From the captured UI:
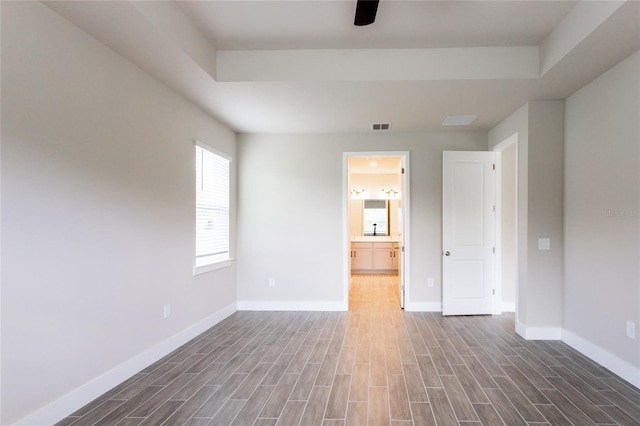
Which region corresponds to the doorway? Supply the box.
[493,134,518,316]
[442,151,496,315]
[343,152,410,310]
[440,144,517,316]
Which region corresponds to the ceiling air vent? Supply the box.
[442,115,478,126]
[372,123,391,131]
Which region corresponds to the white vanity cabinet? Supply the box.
[351,242,374,271]
[373,243,394,270]
[350,241,399,273]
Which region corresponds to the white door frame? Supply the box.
[492,133,519,316]
[343,151,411,309]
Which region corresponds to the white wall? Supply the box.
[489,100,565,337]
[236,132,487,311]
[564,51,640,374]
[1,3,237,424]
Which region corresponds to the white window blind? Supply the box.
[195,142,230,269]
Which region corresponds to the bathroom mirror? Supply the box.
[363,199,389,236]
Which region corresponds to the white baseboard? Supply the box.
[515,320,562,340]
[404,302,442,312]
[514,322,639,387]
[15,303,238,426]
[562,329,640,389]
[237,300,347,311]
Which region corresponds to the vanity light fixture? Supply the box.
[351,188,365,198]
[382,188,400,198]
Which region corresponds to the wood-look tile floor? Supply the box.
[58,274,640,425]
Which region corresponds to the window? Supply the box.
[363,199,389,236]
[194,140,231,274]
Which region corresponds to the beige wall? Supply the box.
[489,104,530,325]
[501,143,517,309]
[527,101,565,330]
[237,132,487,311]
[489,52,640,385]
[1,3,237,423]
[489,100,565,335]
[564,50,639,372]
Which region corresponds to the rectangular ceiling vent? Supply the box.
[442,115,478,126]
[372,123,391,131]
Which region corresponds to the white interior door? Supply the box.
[442,151,495,315]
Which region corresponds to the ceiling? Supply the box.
[349,156,402,175]
[175,1,577,50]
[45,0,640,134]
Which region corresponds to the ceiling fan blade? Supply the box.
[354,0,379,26]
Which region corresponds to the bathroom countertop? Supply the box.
[350,236,401,242]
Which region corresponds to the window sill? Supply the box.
[193,258,234,276]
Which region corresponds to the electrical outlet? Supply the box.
[163,304,171,319]
[427,278,434,287]
[268,277,276,287]
[626,320,636,339]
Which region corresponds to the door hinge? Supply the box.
[401,167,405,174]
[493,205,496,212]
[401,246,405,252]
[492,247,495,253]
[492,163,496,170]
[492,289,495,295]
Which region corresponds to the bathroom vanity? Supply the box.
[350,237,400,274]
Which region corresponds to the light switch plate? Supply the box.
[538,238,551,250]
[627,321,636,339]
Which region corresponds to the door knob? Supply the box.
[445,251,451,256]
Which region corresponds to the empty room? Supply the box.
[1,1,639,425]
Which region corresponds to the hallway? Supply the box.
[349,274,401,312]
